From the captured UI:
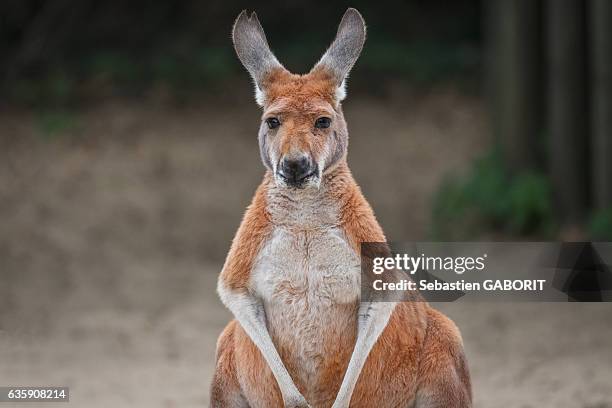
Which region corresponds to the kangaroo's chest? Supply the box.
[252,226,361,304]
[251,226,361,398]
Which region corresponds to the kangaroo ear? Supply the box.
[312,8,366,100]
[232,11,284,105]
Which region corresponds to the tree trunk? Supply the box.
[485,0,542,171]
[547,0,589,225]
[590,0,612,210]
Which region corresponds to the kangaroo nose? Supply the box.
[279,156,312,184]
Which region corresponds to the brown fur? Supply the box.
[220,179,272,292]
[263,68,337,106]
[210,321,246,406]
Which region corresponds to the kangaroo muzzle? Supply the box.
[277,155,318,188]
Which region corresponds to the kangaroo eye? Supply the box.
[266,117,281,129]
[315,117,331,129]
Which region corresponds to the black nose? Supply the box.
[279,156,312,184]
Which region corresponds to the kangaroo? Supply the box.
[211,8,472,408]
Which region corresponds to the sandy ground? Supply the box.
[1,88,611,407]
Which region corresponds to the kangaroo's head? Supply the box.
[232,8,366,189]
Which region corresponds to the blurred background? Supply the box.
[1,0,611,407]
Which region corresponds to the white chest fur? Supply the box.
[252,181,362,307]
[250,223,361,386]
[251,226,361,305]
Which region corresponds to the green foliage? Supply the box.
[36,110,80,140]
[151,47,236,90]
[2,0,483,106]
[588,209,612,241]
[9,71,76,106]
[431,152,555,239]
[90,53,141,84]
[362,41,479,84]
[6,39,478,107]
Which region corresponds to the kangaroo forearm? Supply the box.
[217,286,305,401]
[332,300,396,408]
